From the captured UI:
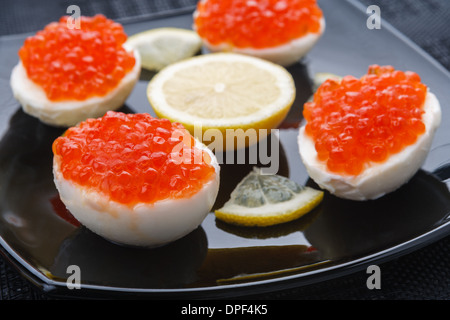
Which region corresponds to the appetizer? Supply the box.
[10,15,140,127]
[52,111,220,247]
[193,0,325,66]
[298,65,441,200]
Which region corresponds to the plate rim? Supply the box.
[2,219,450,299]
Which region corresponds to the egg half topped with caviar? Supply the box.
[10,15,140,127]
[298,65,441,201]
[193,0,325,67]
[52,111,220,247]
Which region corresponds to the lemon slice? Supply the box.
[312,72,342,90]
[125,27,202,71]
[307,72,342,102]
[215,167,324,227]
[147,52,296,150]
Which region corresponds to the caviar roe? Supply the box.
[194,0,323,49]
[303,65,427,176]
[52,111,216,206]
[18,14,135,101]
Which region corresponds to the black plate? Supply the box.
[0,0,449,299]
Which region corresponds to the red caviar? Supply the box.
[303,65,427,176]
[194,0,323,49]
[52,111,216,206]
[18,14,135,101]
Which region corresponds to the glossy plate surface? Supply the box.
[0,0,449,298]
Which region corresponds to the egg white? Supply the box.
[298,91,442,201]
[10,48,141,127]
[195,17,325,67]
[53,139,220,247]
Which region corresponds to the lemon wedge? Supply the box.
[125,27,202,71]
[146,52,296,150]
[215,167,324,227]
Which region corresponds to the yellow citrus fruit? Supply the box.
[146,53,296,150]
[125,27,202,71]
[215,167,324,227]
[312,72,342,90]
[307,72,343,102]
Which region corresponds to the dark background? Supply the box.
[1,0,450,300]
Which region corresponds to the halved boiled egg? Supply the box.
[10,15,140,127]
[298,65,441,201]
[52,111,220,247]
[193,0,325,67]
